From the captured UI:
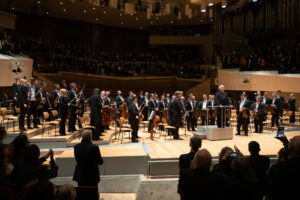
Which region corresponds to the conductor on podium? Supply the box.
[215,85,231,128]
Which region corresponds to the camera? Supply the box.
[230,152,239,157]
[277,127,284,138]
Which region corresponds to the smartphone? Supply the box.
[230,152,239,157]
[277,127,285,138]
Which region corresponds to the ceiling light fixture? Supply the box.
[222,0,227,8]
[83,10,87,13]
[63,8,66,12]
[93,7,95,10]
[37,1,41,4]
[60,2,63,5]
[136,17,138,21]
[208,0,213,6]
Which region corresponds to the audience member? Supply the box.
[179,135,202,169]
[25,179,56,200]
[73,129,103,192]
[213,146,234,176]
[56,184,76,200]
[247,141,270,199]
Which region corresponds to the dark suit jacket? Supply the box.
[67,90,78,112]
[178,168,224,200]
[89,94,102,126]
[129,103,139,126]
[184,101,194,112]
[12,82,18,98]
[138,95,145,105]
[198,100,209,110]
[215,91,230,106]
[58,96,68,118]
[116,95,123,107]
[17,86,28,108]
[288,98,296,111]
[148,99,156,113]
[127,96,133,106]
[158,101,166,111]
[179,152,195,170]
[236,100,251,115]
[173,98,184,123]
[52,90,60,105]
[73,139,104,184]
[262,97,272,106]
[251,102,265,113]
[207,100,216,110]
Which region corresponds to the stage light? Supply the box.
[93,7,96,10]
[60,2,63,5]
[222,0,227,8]
[208,0,213,6]
[96,18,99,21]
[11,7,15,10]
[201,0,206,13]
[83,10,87,13]
[136,17,138,21]
[63,8,66,12]
[37,1,41,4]
[120,13,122,16]
[170,20,173,24]
[103,10,106,14]
[252,0,258,2]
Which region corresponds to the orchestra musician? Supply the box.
[271,92,281,127]
[158,95,167,119]
[276,90,285,117]
[166,93,171,106]
[128,96,140,143]
[127,91,133,106]
[148,93,157,133]
[27,77,40,129]
[198,94,209,125]
[255,91,263,102]
[138,91,144,105]
[116,90,124,108]
[59,89,68,136]
[103,91,112,130]
[185,94,195,131]
[67,83,79,133]
[236,93,250,136]
[12,76,20,116]
[215,85,231,128]
[251,96,265,133]
[288,94,296,123]
[142,92,149,121]
[89,88,103,140]
[168,95,176,135]
[262,92,271,106]
[52,84,61,110]
[17,79,28,131]
[207,95,216,125]
[192,95,198,127]
[173,91,184,140]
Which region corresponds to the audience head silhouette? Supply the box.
[56,184,76,200]
[191,149,212,170]
[81,129,92,141]
[190,135,202,152]
[248,141,260,155]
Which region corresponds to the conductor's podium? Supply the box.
[193,125,234,141]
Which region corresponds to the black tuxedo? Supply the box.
[59,96,68,136]
[89,94,103,140]
[138,95,145,105]
[116,95,124,107]
[262,97,272,106]
[251,102,265,133]
[173,97,184,139]
[215,91,230,128]
[179,151,196,170]
[148,99,157,132]
[288,98,296,123]
[185,100,195,131]
[17,85,28,130]
[73,139,104,187]
[236,100,250,135]
[129,103,139,142]
[271,98,281,127]
[27,85,40,128]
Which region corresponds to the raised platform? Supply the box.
[194,125,234,141]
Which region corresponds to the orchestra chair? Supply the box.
[1,107,19,134]
[140,120,149,131]
[280,111,290,126]
[262,114,273,132]
[42,111,60,137]
[116,117,132,144]
[48,110,61,136]
[75,186,98,200]
[230,111,237,126]
[159,124,176,141]
[78,114,95,136]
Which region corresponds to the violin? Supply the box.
[242,108,248,119]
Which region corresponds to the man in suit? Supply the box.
[215,85,231,128]
[127,91,133,106]
[73,129,103,196]
[148,93,157,133]
[192,95,198,127]
[247,141,270,199]
[17,79,28,131]
[137,91,144,105]
[59,89,69,136]
[198,94,209,126]
[288,93,296,123]
[89,88,103,140]
[207,95,216,125]
[262,92,271,106]
[185,94,195,131]
[67,83,79,133]
[255,91,263,102]
[129,96,140,142]
[52,84,61,110]
[178,149,223,200]
[236,93,250,136]
[173,91,184,140]
[271,92,281,127]
[167,95,175,136]
[27,77,40,129]
[179,135,202,170]
[165,93,171,107]
[12,76,20,116]
[277,90,285,118]
[142,92,149,121]
[116,90,124,108]
[251,96,265,133]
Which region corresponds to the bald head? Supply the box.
[191,149,212,170]
[56,184,76,200]
[81,129,92,141]
[289,136,300,157]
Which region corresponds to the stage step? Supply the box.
[100,193,136,200]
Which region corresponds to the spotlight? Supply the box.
[208,0,213,6]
